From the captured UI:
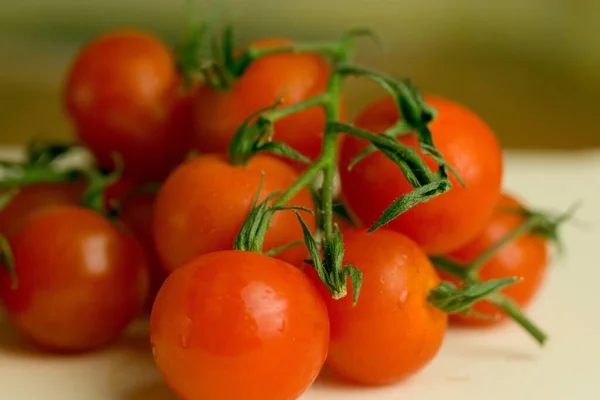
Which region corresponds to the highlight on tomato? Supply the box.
[152,153,315,273]
[339,94,503,255]
[150,250,329,400]
[0,205,149,352]
[0,182,84,238]
[63,29,194,182]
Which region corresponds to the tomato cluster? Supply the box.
[0,19,571,400]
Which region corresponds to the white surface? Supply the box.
[1,149,599,400]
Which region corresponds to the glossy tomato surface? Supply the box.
[0,206,149,352]
[153,154,315,272]
[64,29,193,181]
[0,182,85,238]
[192,38,336,167]
[307,228,447,385]
[150,250,329,400]
[340,95,503,255]
[441,193,549,325]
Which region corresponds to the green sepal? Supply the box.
[428,277,518,314]
[369,179,451,232]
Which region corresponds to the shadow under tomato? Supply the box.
[0,321,59,358]
[0,317,153,358]
[123,381,178,400]
[445,325,540,361]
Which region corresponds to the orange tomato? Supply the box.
[0,206,149,352]
[64,29,193,181]
[192,38,338,168]
[153,154,315,272]
[0,183,85,238]
[441,193,549,325]
[339,94,503,255]
[307,228,447,385]
[150,250,329,400]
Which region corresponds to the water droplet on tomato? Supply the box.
[179,333,189,349]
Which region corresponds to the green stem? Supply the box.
[319,74,343,243]
[329,122,437,184]
[264,95,327,123]
[0,167,83,189]
[489,293,548,345]
[430,256,470,281]
[273,158,326,206]
[467,216,542,276]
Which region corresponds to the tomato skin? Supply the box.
[192,38,337,168]
[440,193,549,325]
[339,95,503,255]
[153,153,315,273]
[150,250,329,400]
[64,29,193,182]
[307,228,447,385]
[119,189,166,312]
[0,206,149,352]
[0,183,85,238]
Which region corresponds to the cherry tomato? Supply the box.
[192,38,338,168]
[0,183,85,238]
[153,154,315,273]
[150,250,329,400]
[0,176,137,239]
[0,206,149,352]
[440,193,549,325]
[307,228,447,385]
[119,189,166,312]
[340,94,503,255]
[64,29,193,182]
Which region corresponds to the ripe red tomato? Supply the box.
[0,183,85,238]
[0,176,137,239]
[119,189,166,312]
[307,228,447,385]
[153,154,315,273]
[150,250,329,400]
[0,206,149,352]
[440,193,549,325]
[64,29,193,182]
[192,38,336,167]
[339,94,503,255]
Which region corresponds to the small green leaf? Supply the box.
[294,211,325,282]
[228,100,283,166]
[323,224,345,275]
[371,142,422,187]
[341,28,384,49]
[273,205,314,214]
[81,153,123,217]
[343,263,363,306]
[258,142,311,164]
[369,179,451,232]
[26,140,77,167]
[428,277,518,314]
[347,145,375,171]
[0,235,17,289]
[222,24,235,71]
[420,142,465,186]
[233,176,280,253]
[264,241,305,257]
[0,188,19,210]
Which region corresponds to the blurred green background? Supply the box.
[1,0,599,148]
